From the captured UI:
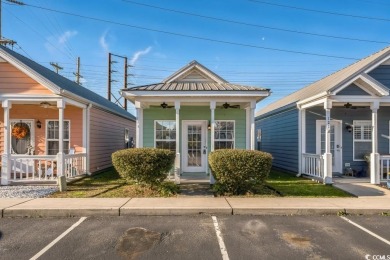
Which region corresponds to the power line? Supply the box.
[122,0,389,45]
[6,2,360,60]
[249,0,390,22]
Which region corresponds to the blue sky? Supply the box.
[3,0,390,115]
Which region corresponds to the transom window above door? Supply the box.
[46,120,70,155]
[155,120,176,151]
[214,120,235,149]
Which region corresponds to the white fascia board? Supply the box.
[0,49,61,95]
[330,96,383,102]
[332,73,389,96]
[364,54,390,74]
[122,90,269,97]
[359,73,389,96]
[299,98,328,109]
[296,91,328,108]
[0,94,60,100]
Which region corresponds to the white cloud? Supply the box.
[130,46,152,65]
[99,31,110,53]
[58,30,78,45]
[44,30,78,55]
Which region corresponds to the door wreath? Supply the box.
[12,123,30,139]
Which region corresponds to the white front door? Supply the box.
[316,120,342,173]
[182,120,207,172]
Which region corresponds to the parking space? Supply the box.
[0,218,81,260]
[0,215,389,259]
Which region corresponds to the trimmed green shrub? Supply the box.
[208,149,273,195]
[112,148,175,186]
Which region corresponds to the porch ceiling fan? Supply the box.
[218,102,240,109]
[40,101,57,109]
[160,102,174,109]
[343,102,366,109]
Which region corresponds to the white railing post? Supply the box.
[175,153,180,184]
[323,100,333,184]
[1,100,11,185]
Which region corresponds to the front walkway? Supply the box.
[333,177,390,197]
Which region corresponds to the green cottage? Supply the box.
[121,61,270,183]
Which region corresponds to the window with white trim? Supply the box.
[214,120,235,149]
[353,120,371,161]
[46,120,70,155]
[155,120,176,151]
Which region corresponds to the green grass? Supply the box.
[49,168,179,198]
[266,170,352,197]
[49,168,352,198]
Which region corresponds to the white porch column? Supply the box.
[210,101,216,184]
[250,101,256,150]
[1,100,11,185]
[57,100,66,177]
[135,101,143,148]
[298,108,306,174]
[370,101,380,184]
[323,100,333,184]
[83,104,92,175]
[175,101,180,184]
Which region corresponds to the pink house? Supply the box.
[0,46,135,185]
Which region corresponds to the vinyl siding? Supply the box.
[368,65,390,89]
[337,84,370,95]
[0,62,53,94]
[143,106,247,153]
[256,108,299,172]
[89,107,135,172]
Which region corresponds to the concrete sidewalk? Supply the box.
[1,197,390,217]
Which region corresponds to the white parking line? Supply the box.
[340,216,390,246]
[211,216,230,260]
[30,217,87,260]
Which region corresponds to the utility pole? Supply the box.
[50,62,63,74]
[0,0,24,47]
[124,57,128,110]
[73,57,82,85]
[108,52,112,101]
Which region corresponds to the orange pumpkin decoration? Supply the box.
[12,124,29,139]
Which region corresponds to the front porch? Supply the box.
[1,99,89,185]
[298,98,390,184]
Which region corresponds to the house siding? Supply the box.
[143,106,246,152]
[89,107,135,172]
[337,84,370,95]
[368,65,390,89]
[0,104,83,155]
[256,108,299,172]
[0,62,53,94]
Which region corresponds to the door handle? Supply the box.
[203,146,207,154]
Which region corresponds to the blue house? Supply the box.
[256,46,390,184]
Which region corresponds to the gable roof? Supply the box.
[163,60,227,83]
[0,46,135,121]
[256,46,390,117]
[123,60,269,92]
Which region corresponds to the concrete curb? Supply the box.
[1,197,390,217]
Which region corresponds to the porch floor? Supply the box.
[333,179,390,197]
[180,172,210,184]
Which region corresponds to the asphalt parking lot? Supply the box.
[0,215,389,260]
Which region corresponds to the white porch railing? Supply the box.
[380,155,390,181]
[10,155,58,181]
[302,153,323,178]
[9,153,87,182]
[64,153,87,178]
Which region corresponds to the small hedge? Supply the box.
[112,148,175,186]
[208,149,273,195]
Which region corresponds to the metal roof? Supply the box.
[256,46,390,117]
[0,46,135,121]
[125,82,268,91]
